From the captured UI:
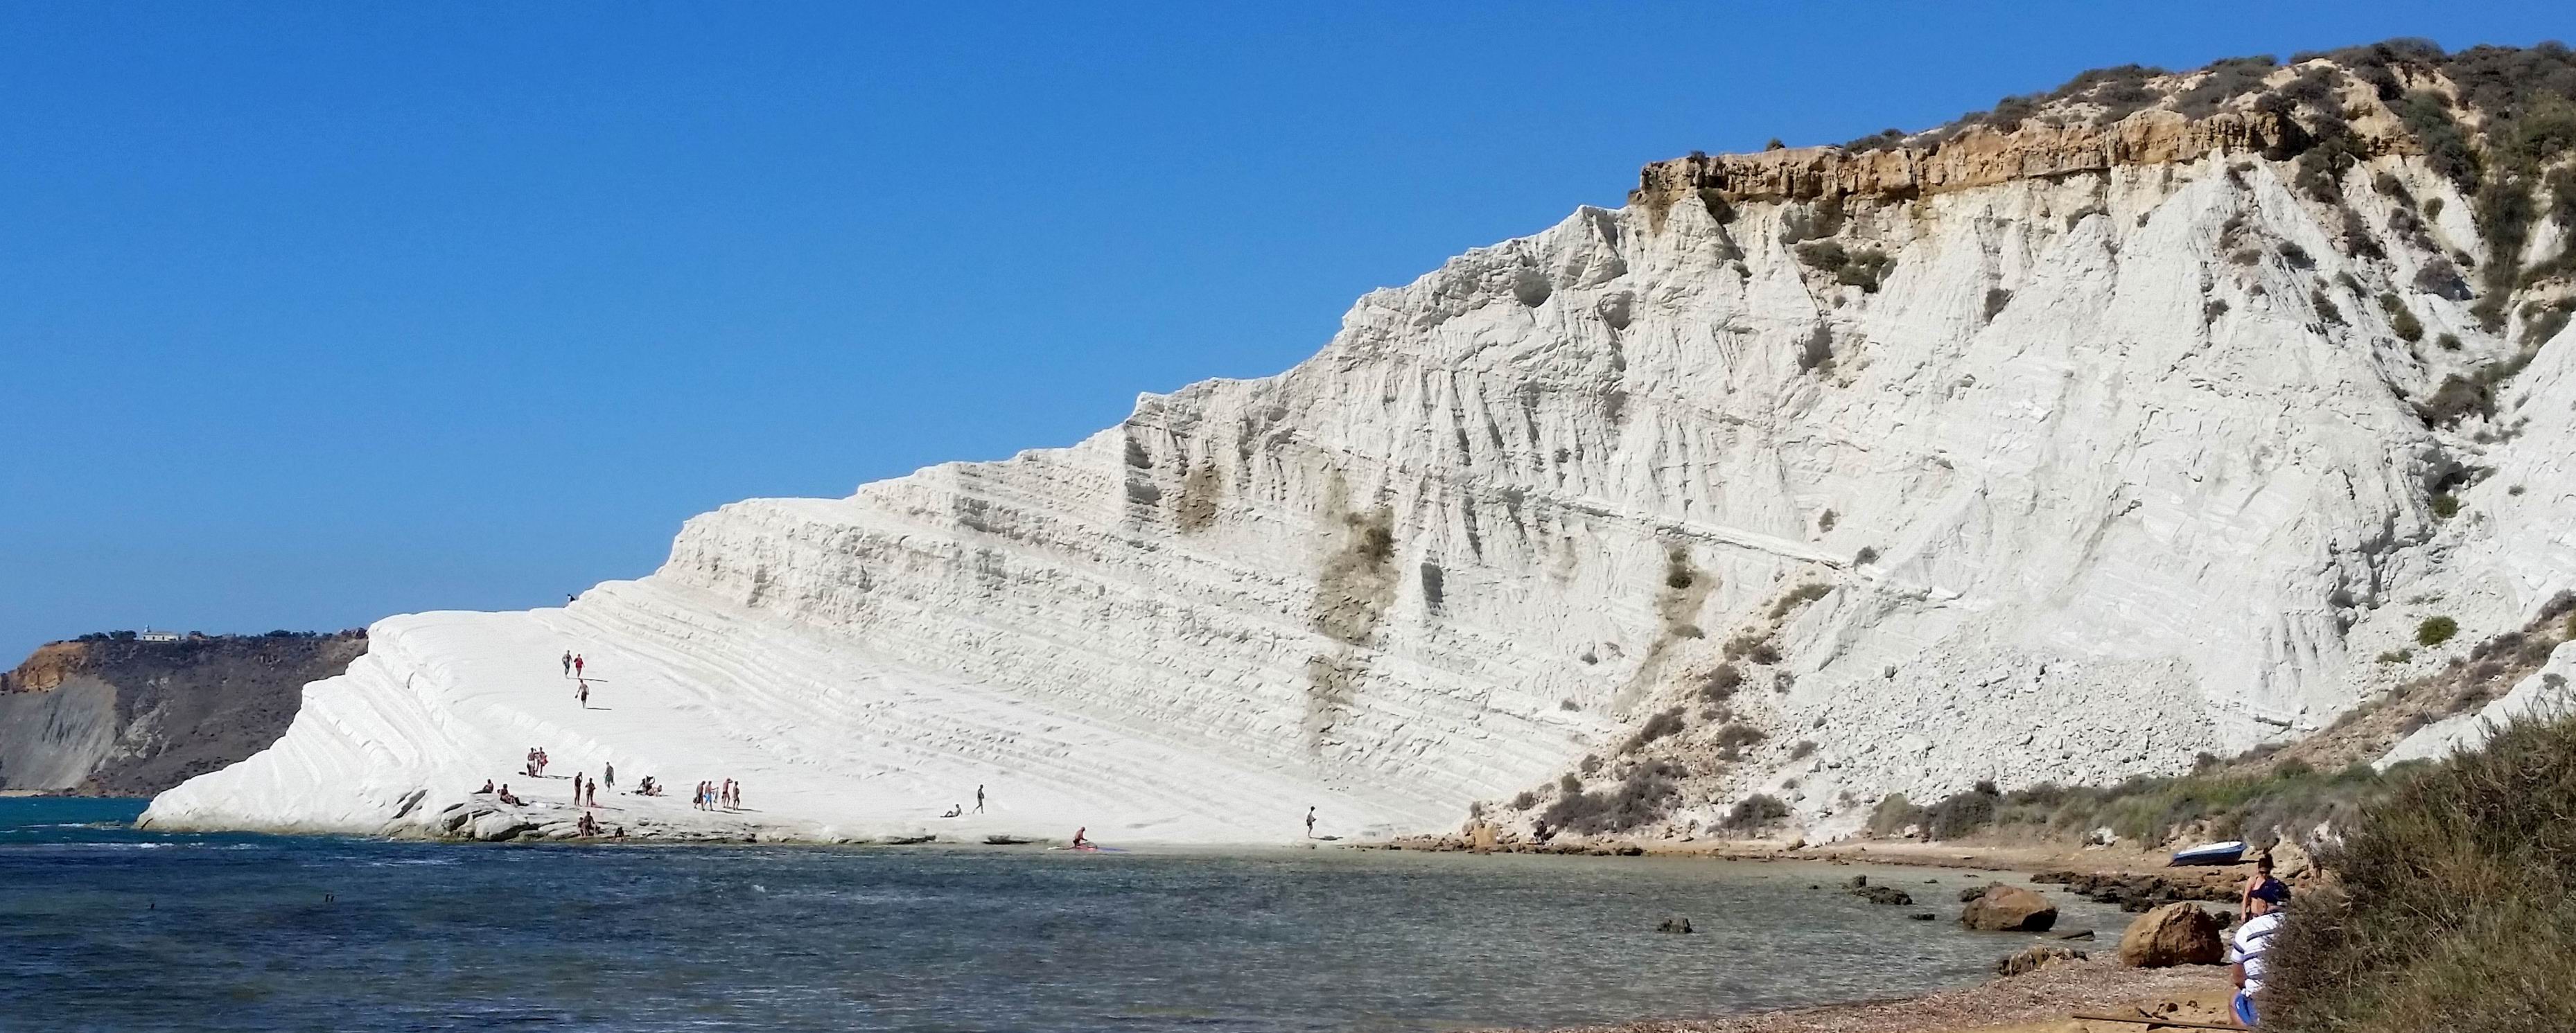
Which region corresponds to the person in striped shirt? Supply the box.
[2227,881,2288,1026]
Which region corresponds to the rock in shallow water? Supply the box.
[1961,884,2058,932]
[1850,885,1915,906]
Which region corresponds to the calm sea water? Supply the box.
[0,798,2128,1032]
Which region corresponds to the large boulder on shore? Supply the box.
[2117,902,2225,966]
[1961,883,2058,931]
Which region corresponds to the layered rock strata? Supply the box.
[146,53,2576,845]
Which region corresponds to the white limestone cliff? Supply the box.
[145,58,2576,845]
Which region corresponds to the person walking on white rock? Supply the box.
[577,680,590,709]
[975,784,985,813]
[572,772,585,805]
[561,651,572,678]
[585,778,597,809]
[1305,806,1316,838]
[603,763,615,791]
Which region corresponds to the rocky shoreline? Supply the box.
[1374,831,2285,1032]
[229,799,2271,1033]
[1506,956,2236,1033]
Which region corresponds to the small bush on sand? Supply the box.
[1925,781,2001,840]
[1541,760,1684,834]
[1868,793,1923,836]
[1724,793,1792,831]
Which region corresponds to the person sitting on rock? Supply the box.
[2227,881,2288,1027]
[498,784,523,806]
[943,804,963,818]
[477,779,494,794]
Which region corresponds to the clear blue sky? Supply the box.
[1,3,2561,657]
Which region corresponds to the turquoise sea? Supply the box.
[0,797,2128,1032]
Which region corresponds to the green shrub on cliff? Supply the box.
[1886,761,2388,847]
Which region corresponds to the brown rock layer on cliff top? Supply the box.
[1632,109,2409,206]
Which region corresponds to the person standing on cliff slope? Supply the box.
[573,653,584,679]
[561,651,572,678]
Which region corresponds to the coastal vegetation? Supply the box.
[1868,761,2389,847]
[2265,712,2576,1032]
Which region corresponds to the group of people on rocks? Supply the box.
[489,645,749,837]
[694,779,742,811]
[475,779,525,806]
